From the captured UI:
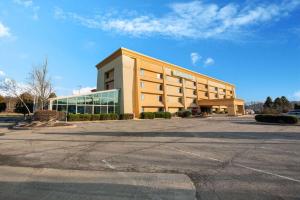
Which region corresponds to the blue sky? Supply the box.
[0,0,300,102]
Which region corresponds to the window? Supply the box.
[205,85,208,89]
[179,97,183,103]
[105,72,109,79]
[141,94,145,101]
[193,90,197,95]
[205,92,208,97]
[157,73,162,79]
[193,82,197,86]
[178,88,182,93]
[215,94,218,98]
[178,78,182,83]
[157,84,163,91]
[230,91,233,94]
[140,82,144,88]
[157,95,163,102]
[105,84,110,90]
[223,89,226,93]
[193,99,197,104]
[141,107,145,112]
[140,69,144,76]
[215,87,218,91]
[158,107,164,112]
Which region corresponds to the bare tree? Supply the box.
[0,78,31,115]
[28,58,53,111]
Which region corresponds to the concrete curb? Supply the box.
[11,124,77,130]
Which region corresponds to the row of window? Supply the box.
[140,81,199,95]
[52,105,119,114]
[140,94,197,104]
[140,69,233,94]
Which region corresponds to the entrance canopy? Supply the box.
[198,98,245,116]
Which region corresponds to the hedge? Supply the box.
[34,110,66,121]
[154,112,172,119]
[119,113,134,120]
[140,112,155,119]
[177,110,192,118]
[67,113,119,121]
[255,114,298,124]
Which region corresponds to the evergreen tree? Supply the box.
[0,95,6,112]
[280,96,292,113]
[263,96,276,114]
[273,97,283,113]
[263,96,273,108]
[15,93,34,116]
[49,92,57,98]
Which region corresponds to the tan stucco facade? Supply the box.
[96,47,245,117]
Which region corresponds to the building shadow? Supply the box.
[0,181,194,200]
[34,131,300,140]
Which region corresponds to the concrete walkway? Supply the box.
[0,166,196,200]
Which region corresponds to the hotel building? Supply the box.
[49,47,244,116]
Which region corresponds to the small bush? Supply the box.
[108,113,119,120]
[154,112,172,119]
[91,114,101,121]
[67,114,80,121]
[80,114,92,121]
[120,113,134,120]
[140,112,155,119]
[177,110,192,118]
[67,113,118,121]
[34,110,66,121]
[255,114,298,124]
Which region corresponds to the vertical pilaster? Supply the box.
[162,67,168,112]
[134,58,141,117]
[182,78,187,109]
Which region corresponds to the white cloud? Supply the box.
[0,78,29,96]
[13,0,40,20]
[190,52,201,65]
[204,57,215,66]
[54,0,300,40]
[293,91,300,100]
[72,87,95,95]
[0,70,5,76]
[0,22,10,38]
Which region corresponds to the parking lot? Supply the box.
[0,116,300,200]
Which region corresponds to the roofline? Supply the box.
[49,89,119,101]
[96,47,235,87]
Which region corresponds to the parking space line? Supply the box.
[167,146,300,183]
[235,164,300,183]
[102,159,116,169]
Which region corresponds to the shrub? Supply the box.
[120,113,134,120]
[80,114,92,121]
[67,113,119,121]
[108,113,119,120]
[34,110,66,121]
[154,112,172,119]
[67,114,80,121]
[255,114,298,124]
[100,113,119,120]
[177,110,192,118]
[140,112,155,119]
[91,114,101,121]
